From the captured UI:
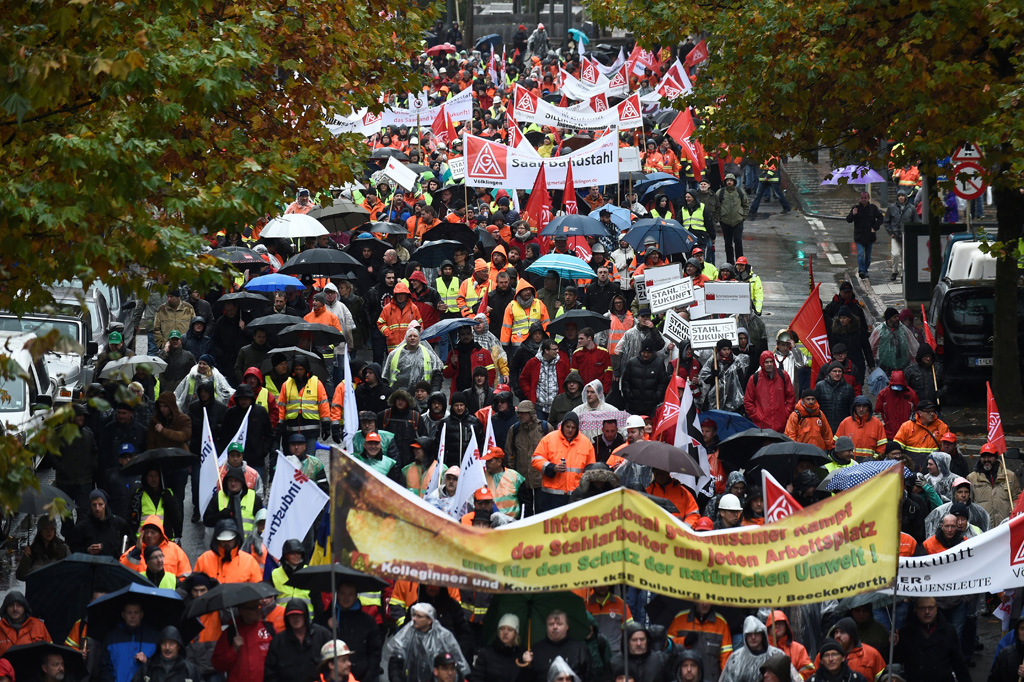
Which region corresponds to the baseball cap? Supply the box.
[444,466,461,478]
[288,433,306,444]
[434,653,458,668]
[108,331,123,344]
[474,487,494,501]
[228,442,244,453]
[941,433,958,444]
[482,447,504,461]
[365,432,382,443]
[119,443,136,456]
[168,330,183,340]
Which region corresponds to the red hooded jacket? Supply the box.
[743,351,796,433]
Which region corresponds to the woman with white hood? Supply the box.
[925,451,956,502]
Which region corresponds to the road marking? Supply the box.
[818,241,846,265]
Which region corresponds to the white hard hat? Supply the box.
[625,415,646,430]
[718,493,743,511]
[320,640,353,664]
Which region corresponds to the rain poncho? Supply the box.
[173,365,233,410]
[870,323,919,373]
[547,656,582,682]
[720,616,802,682]
[698,352,750,413]
[706,471,747,522]
[926,451,956,502]
[924,478,990,536]
[571,379,620,440]
[383,341,444,393]
[385,603,469,682]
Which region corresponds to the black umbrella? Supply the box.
[4,643,88,682]
[345,235,390,261]
[618,440,703,478]
[248,313,307,336]
[474,33,502,51]
[278,248,362,278]
[540,214,608,238]
[212,291,271,316]
[652,109,678,129]
[411,240,466,268]
[309,201,371,232]
[368,221,409,237]
[421,222,477,250]
[18,483,73,515]
[525,130,547,145]
[406,163,431,176]
[287,564,390,594]
[278,322,345,347]
[545,310,611,336]
[482,593,589,647]
[370,147,409,161]
[430,185,464,207]
[120,447,196,476]
[25,553,154,644]
[259,346,329,384]
[717,428,792,469]
[183,582,279,618]
[210,246,272,270]
[743,441,830,488]
[476,228,498,250]
[87,583,184,641]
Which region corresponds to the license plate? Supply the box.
[973,357,993,367]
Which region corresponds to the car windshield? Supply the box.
[0,316,82,343]
[947,290,1024,334]
[0,372,27,413]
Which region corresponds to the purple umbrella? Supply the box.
[820,165,886,185]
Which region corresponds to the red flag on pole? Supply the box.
[523,165,552,233]
[653,377,681,442]
[677,137,704,182]
[684,40,709,68]
[563,160,578,215]
[987,381,1007,454]
[666,108,696,144]
[478,286,489,320]
[790,283,831,388]
[763,470,802,522]
[920,304,937,350]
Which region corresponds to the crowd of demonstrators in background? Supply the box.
[3,18,1013,682]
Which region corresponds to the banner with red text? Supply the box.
[332,449,901,605]
[463,132,619,189]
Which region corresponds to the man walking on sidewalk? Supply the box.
[847,192,884,279]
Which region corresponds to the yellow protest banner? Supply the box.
[331,450,902,606]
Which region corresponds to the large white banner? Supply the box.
[463,132,618,189]
[262,453,330,558]
[896,515,1024,596]
[560,68,629,100]
[513,86,642,130]
[327,89,474,137]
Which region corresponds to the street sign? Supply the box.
[952,161,986,201]
[951,143,983,163]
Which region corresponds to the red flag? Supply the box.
[478,286,489,320]
[987,381,1007,454]
[563,160,578,215]
[523,165,552,232]
[666,108,696,144]
[790,283,831,388]
[558,93,568,108]
[763,470,802,522]
[920,303,937,350]
[677,137,704,182]
[684,40,709,68]
[653,377,681,442]
[431,104,456,147]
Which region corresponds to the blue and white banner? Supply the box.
[263,453,330,558]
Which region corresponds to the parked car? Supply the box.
[56,278,138,348]
[0,313,97,403]
[0,331,59,445]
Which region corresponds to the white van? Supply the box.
[0,331,57,443]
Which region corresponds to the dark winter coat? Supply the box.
[160,347,197,394]
[470,640,528,682]
[356,363,394,414]
[312,603,383,682]
[217,401,274,468]
[210,313,250,385]
[68,509,134,560]
[182,317,212,363]
[510,323,547,400]
[903,347,946,405]
[829,316,873,376]
[377,392,428,467]
[846,201,883,244]
[263,606,333,682]
[894,610,970,682]
[55,424,98,487]
[989,620,1024,682]
[620,355,671,416]
[440,410,484,467]
[98,419,147,471]
[130,652,200,682]
[187,388,226,455]
[814,375,855,438]
[530,637,592,682]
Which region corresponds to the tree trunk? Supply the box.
[992,181,1024,423]
[927,174,942,291]
[464,0,473,53]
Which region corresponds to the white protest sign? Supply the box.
[637,263,681,303]
[687,286,709,320]
[619,147,641,173]
[662,310,690,344]
[448,156,465,180]
[704,281,752,315]
[383,157,418,191]
[647,277,696,313]
[262,452,330,558]
[688,318,738,349]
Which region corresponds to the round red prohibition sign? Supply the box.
[952,161,986,201]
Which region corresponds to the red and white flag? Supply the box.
[588,92,609,112]
[987,381,1007,454]
[653,378,681,442]
[431,104,457,147]
[523,164,553,232]
[790,284,831,387]
[684,40,709,68]
[763,469,802,523]
[562,159,578,215]
[666,108,697,145]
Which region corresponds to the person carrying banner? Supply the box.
[967,442,1020,527]
[480,446,528,520]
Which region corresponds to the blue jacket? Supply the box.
[100,622,159,682]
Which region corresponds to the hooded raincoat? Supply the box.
[386,604,470,682]
[720,616,801,682]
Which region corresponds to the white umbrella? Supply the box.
[98,354,168,380]
[260,214,328,239]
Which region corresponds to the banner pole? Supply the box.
[714,354,720,410]
[1001,453,1015,511]
[931,365,940,408]
[888,462,904,669]
[331,557,339,682]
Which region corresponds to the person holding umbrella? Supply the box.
[211,599,273,681]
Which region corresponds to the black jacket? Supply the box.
[486,286,516,338]
[210,313,250,385]
[814,376,855,435]
[98,418,148,472]
[583,279,617,316]
[828,316,874,376]
[377,402,428,467]
[620,356,671,416]
[356,363,393,414]
[894,610,970,682]
[264,619,334,682]
[990,623,1024,682]
[845,202,884,244]
[471,641,528,682]
[54,425,97,487]
[530,638,592,682]
[901,492,929,544]
[440,412,484,468]
[218,402,274,468]
[130,654,200,682]
[510,324,546,400]
[188,394,227,455]
[312,604,383,682]
[67,511,134,559]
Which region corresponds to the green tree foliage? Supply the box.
[590,0,1024,412]
[0,0,436,510]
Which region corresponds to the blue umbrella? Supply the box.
[475,34,502,51]
[422,317,478,360]
[600,204,633,232]
[568,28,590,45]
[540,214,609,237]
[701,411,757,441]
[640,179,688,202]
[525,254,596,281]
[87,583,184,641]
[624,217,699,255]
[820,460,901,492]
[244,273,305,292]
[820,165,886,185]
[633,172,678,196]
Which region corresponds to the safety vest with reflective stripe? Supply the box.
[149,571,178,590]
[680,204,706,234]
[255,387,269,412]
[436,277,460,310]
[607,312,633,354]
[265,375,280,395]
[216,488,256,533]
[355,452,398,477]
[503,301,548,344]
[140,494,165,528]
[457,279,488,316]
[283,376,323,422]
[486,468,524,518]
[272,565,313,614]
[388,344,432,381]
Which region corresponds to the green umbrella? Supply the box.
[482,591,589,647]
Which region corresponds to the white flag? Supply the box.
[218,406,252,466]
[198,408,222,516]
[262,452,330,558]
[425,423,447,498]
[578,37,585,56]
[480,409,496,452]
[342,344,359,452]
[449,436,486,519]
